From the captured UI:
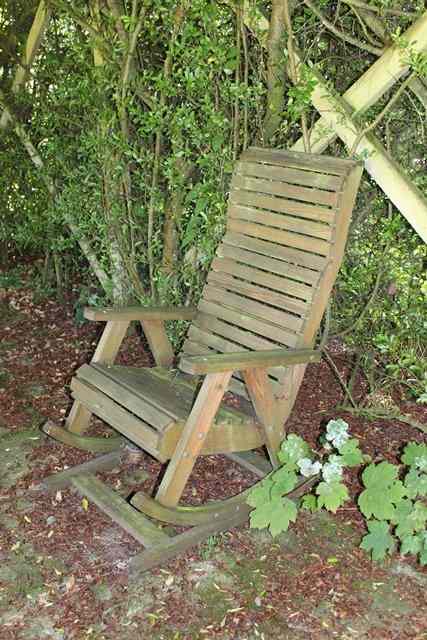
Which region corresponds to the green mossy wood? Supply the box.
[41,148,363,571]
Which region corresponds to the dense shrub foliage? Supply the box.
[0,0,426,394]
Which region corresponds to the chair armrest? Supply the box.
[84,306,197,322]
[179,348,321,375]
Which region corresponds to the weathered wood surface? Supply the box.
[44,148,362,569]
[180,348,320,375]
[42,420,123,453]
[72,474,169,547]
[84,306,196,321]
[42,451,124,489]
[156,371,233,507]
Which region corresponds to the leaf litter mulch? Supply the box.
[0,267,426,640]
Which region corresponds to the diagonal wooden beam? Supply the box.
[292,11,427,153]
[241,3,427,243]
[301,65,427,243]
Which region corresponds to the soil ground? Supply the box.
[0,263,426,640]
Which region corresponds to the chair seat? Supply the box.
[70,364,262,462]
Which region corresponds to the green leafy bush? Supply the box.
[248,419,427,565]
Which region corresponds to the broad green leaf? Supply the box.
[249,497,282,530]
[246,478,273,508]
[362,462,398,489]
[301,494,318,512]
[404,469,427,498]
[316,481,349,513]
[249,497,297,537]
[420,548,427,566]
[339,439,364,467]
[391,498,413,527]
[269,498,298,537]
[270,469,298,498]
[358,488,396,521]
[389,480,407,504]
[410,501,427,532]
[278,434,311,466]
[400,534,422,556]
[360,520,395,561]
[402,442,427,470]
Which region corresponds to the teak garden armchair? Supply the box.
[42,147,363,572]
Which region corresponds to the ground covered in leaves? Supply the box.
[0,263,426,639]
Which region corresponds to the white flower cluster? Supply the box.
[326,419,350,450]
[322,455,343,484]
[297,458,322,478]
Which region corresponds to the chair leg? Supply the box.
[65,400,93,434]
[156,371,232,507]
[243,368,282,468]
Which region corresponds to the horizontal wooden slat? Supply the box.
[180,340,251,398]
[209,258,313,316]
[72,474,169,547]
[208,270,308,316]
[180,348,320,375]
[228,219,330,257]
[241,147,356,175]
[181,339,277,398]
[93,364,248,426]
[92,365,192,421]
[230,189,336,224]
[229,204,333,241]
[78,364,172,431]
[187,326,286,382]
[203,284,303,334]
[197,299,298,347]
[217,244,320,285]
[84,306,197,322]
[237,161,343,191]
[195,313,279,351]
[71,378,162,459]
[223,232,327,271]
[232,175,338,207]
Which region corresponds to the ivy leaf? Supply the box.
[269,498,298,537]
[400,533,423,556]
[301,494,318,512]
[339,439,364,467]
[360,520,395,561]
[402,442,427,470]
[278,434,311,466]
[316,481,349,513]
[246,478,273,508]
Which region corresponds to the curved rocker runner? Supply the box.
[41,147,363,572]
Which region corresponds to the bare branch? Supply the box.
[302,0,384,56]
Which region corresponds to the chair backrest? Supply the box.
[180,147,363,399]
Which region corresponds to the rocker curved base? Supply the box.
[42,420,123,453]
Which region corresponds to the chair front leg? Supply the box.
[67,320,130,434]
[242,367,282,468]
[156,371,233,507]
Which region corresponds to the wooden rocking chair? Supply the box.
[42,148,363,572]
